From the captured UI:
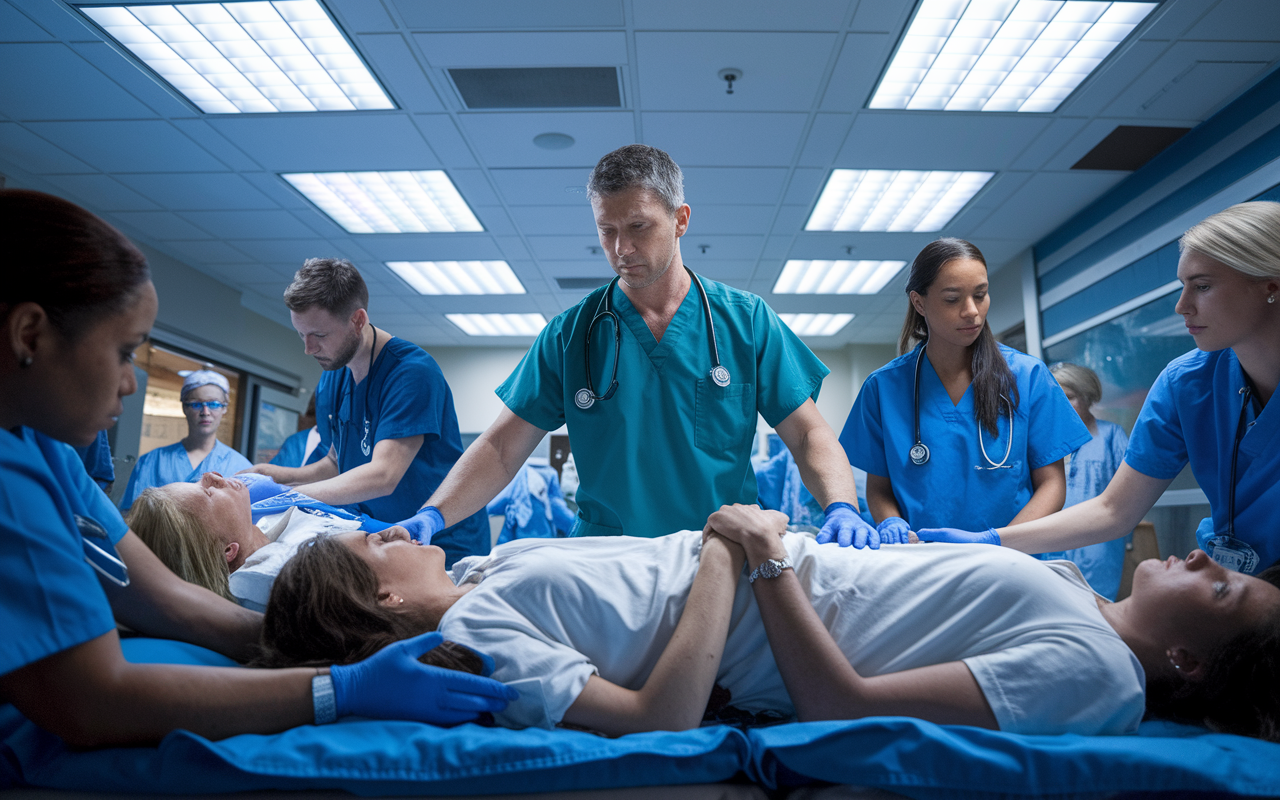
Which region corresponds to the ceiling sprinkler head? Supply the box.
[718,68,742,95]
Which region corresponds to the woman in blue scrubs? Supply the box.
[840,238,1090,546]
[0,190,512,746]
[920,202,1280,575]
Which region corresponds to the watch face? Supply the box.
[762,559,782,579]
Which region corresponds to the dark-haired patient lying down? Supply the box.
[261,504,1280,740]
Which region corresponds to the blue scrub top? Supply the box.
[841,343,1090,531]
[73,430,115,491]
[269,427,325,468]
[1125,348,1280,574]
[487,462,576,544]
[1038,419,1130,600]
[1,427,128,678]
[315,336,488,563]
[498,273,829,539]
[119,439,252,511]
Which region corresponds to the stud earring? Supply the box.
[19,356,32,368]
[1269,294,1276,304]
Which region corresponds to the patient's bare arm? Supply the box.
[707,504,999,729]
[560,533,745,736]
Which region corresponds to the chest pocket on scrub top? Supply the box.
[695,380,754,452]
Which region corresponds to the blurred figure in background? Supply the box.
[269,394,323,469]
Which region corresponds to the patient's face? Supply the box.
[166,472,251,542]
[336,527,449,608]
[1130,549,1280,651]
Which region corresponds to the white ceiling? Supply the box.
[2,0,1278,346]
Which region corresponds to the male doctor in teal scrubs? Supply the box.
[396,144,872,545]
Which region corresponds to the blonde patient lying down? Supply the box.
[258,504,1280,740]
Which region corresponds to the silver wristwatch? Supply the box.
[749,556,793,584]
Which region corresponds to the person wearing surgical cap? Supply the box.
[118,368,252,511]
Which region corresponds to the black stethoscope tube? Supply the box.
[908,342,1012,469]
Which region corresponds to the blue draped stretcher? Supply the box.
[2,638,1278,798]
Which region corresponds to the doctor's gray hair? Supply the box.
[3,189,150,341]
[587,144,685,213]
[1180,201,1280,280]
[283,258,369,319]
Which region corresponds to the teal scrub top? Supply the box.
[497,273,829,539]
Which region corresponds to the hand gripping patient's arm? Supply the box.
[558,533,746,736]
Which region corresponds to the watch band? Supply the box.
[749,556,793,584]
[312,673,337,725]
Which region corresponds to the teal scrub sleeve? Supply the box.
[496,316,570,432]
[1023,360,1092,470]
[371,356,448,443]
[839,372,890,477]
[751,300,828,427]
[1123,366,1189,480]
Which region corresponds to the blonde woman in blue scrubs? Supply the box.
[840,239,1090,546]
[0,190,513,747]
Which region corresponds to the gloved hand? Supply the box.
[915,527,1001,546]
[816,502,882,549]
[396,506,445,544]
[876,516,912,546]
[232,472,290,504]
[330,631,518,726]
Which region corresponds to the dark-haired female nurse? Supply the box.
[838,239,1090,548]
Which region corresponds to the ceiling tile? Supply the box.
[26,120,228,172]
[40,174,158,211]
[508,205,594,235]
[683,167,789,206]
[227,238,343,264]
[799,113,852,167]
[348,233,505,262]
[458,111,634,168]
[115,173,277,211]
[358,34,445,113]
[208,115,439,172]
[414,115,477,167]
[820,32,895,111]
[67,41,193,117]
[496,236,532,261]
[1185,0,1280,39]
[491,168,594,205]
[1102,41,1280,120]
[1009,118,1090,171]
[642,112,807,166]
[153,240,256,264]
[838,113,1051,170]
[415,31,627,68]
[687,204,776,235]
[783,168,827,206]
[969,172,1128,241]
[178,209,321,240]
[769,205,810,235]
[0,2,53,42]
[109,211,213,240]
[678,234,764,261]
[525,235,603,261]
[635,32,837,112]
[0,43,157,121]
[1055,40,1169,118]
[395,0,623,30]
[849,0,911,32]
[634,0,852,30]
[7,0,98,40]
[209,263,286,286]
[168,120,261,172]
[446,168,499,205]
[327,0,398,33]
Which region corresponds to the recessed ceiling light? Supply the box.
[805,169,992,232]
[447,313,547,337]
[774,260,908,295]
[80,1,394,114]
[779,313,855,336]
[387,261,525,295]
[282,171,483,234]
[870,0,1157,113]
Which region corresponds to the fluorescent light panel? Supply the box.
[779,313,855,336]
[870,0,1157,113]
[447,314,547,337]
[388,261,525,295]
[774,260,908,295]
[283,171,483,234]
[806,169,992,232]
[81,1,394,114]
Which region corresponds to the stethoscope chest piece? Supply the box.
[909,443,930,466]
[574,388,596,410]
[710,365,731,388]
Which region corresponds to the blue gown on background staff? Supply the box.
[499,274,829,539]
[316,336,488,563]
[841,343,1091,532]
[1127,348,1280,574]
[119,440,251,511]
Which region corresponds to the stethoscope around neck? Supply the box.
[908,342,1014,470]
[330,326,377,460]
[574,267,729,410]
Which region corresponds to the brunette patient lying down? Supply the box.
[259,504,1280,740]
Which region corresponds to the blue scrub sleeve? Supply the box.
[751,301,828,427]
[1023,361,1092,470]
[1123,368,1189,480]
[371,359,448,444]
[50,439,129,543]
[840,373,889,477]
[496,317,569,432]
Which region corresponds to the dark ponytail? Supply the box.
[898,238,1018,437]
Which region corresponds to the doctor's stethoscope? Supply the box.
[907,343,1015,470]
[1209,380,1263,572]
[574,267,730,410]
[330,327,377,460]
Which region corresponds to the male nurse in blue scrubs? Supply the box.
[397,144,871,546]
[241,259,488,565]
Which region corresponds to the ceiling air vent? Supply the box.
[449,67,621,109]
[556,277,611,290]
[1072,126,1191,171]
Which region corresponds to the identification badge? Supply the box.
[1206,534,1260,574]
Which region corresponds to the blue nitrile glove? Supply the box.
[329,631,518,726]
[916,527,1001,546]
[397,506,445,544]
[816,501,882,549]
[876,516,912,546]
[233,472,290,504]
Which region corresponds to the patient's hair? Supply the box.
[255,535,483,676]
[1145,563,1280,741]
[127,487,232,600]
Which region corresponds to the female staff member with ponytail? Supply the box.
[835,239,1090,548]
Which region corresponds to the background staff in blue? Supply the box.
[0,190,511,747]
[921,202,1280,576]
[399,144,872,546]
[841,238,1090,547]
[242,259,487,566]
[118,369,251,510]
